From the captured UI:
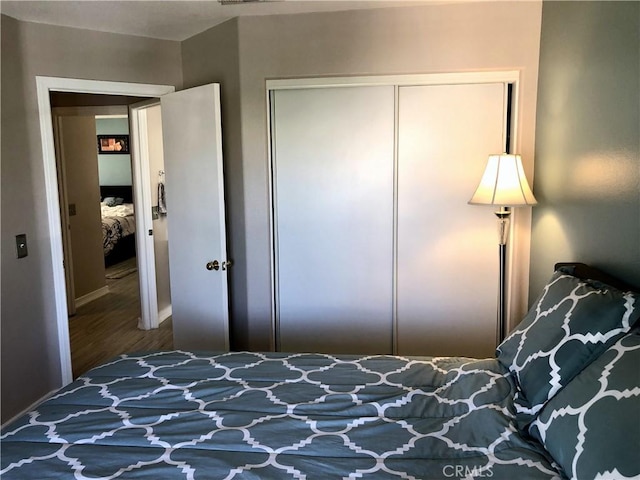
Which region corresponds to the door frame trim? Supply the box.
[266,71,521,90]
[129,100,163,332]
[36,76,175,385]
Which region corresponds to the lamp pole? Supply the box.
[495,206,510,344]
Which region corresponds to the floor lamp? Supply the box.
[468,153,537,344]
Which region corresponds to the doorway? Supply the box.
[52,100,174,377]
[36,77,176,384]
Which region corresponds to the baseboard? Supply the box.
[75,285,110,308]
[1,389,58,428]
[158,305,172,324]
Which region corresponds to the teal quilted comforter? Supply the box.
[1,351,563,479]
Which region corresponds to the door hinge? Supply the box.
[148,229,153,236]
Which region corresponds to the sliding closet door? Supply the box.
[396,83,506,358]
[272,86,395,354]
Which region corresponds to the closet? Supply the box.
[270,74,513,358]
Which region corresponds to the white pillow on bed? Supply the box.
[101,203,134,217]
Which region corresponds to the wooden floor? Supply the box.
[69,259,173,378]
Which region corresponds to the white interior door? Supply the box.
[52,115,76,316]
[272,86,395,354]
[55,115,107,306]
[396,83,506,358]
[161,84,230,351]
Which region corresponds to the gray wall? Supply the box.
[529,1,640,298]
[183,2,543,350]
[0,14,182,423]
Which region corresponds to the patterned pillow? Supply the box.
[496,269,640,422]
[528,330,640,480]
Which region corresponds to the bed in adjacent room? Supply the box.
[1,264,638,479]
[100,185,136,267]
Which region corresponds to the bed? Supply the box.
[100,185,136,267]
[2,264,639,479]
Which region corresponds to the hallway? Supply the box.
[68,260,173,378]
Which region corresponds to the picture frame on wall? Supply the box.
[97,135,129,154]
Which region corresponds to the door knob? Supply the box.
[206,260,220,271]
[222,260,233,270]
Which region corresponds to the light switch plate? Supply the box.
[16,233,28,258]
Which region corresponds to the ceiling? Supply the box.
[0,0,439,42]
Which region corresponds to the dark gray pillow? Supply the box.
[497,269,639,423]
[529,330,640,480]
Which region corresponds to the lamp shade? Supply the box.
[468,153,537,206]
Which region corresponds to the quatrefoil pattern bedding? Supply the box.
[1,351,562,479]
[497,270,640,423]
[529,330,640,480]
